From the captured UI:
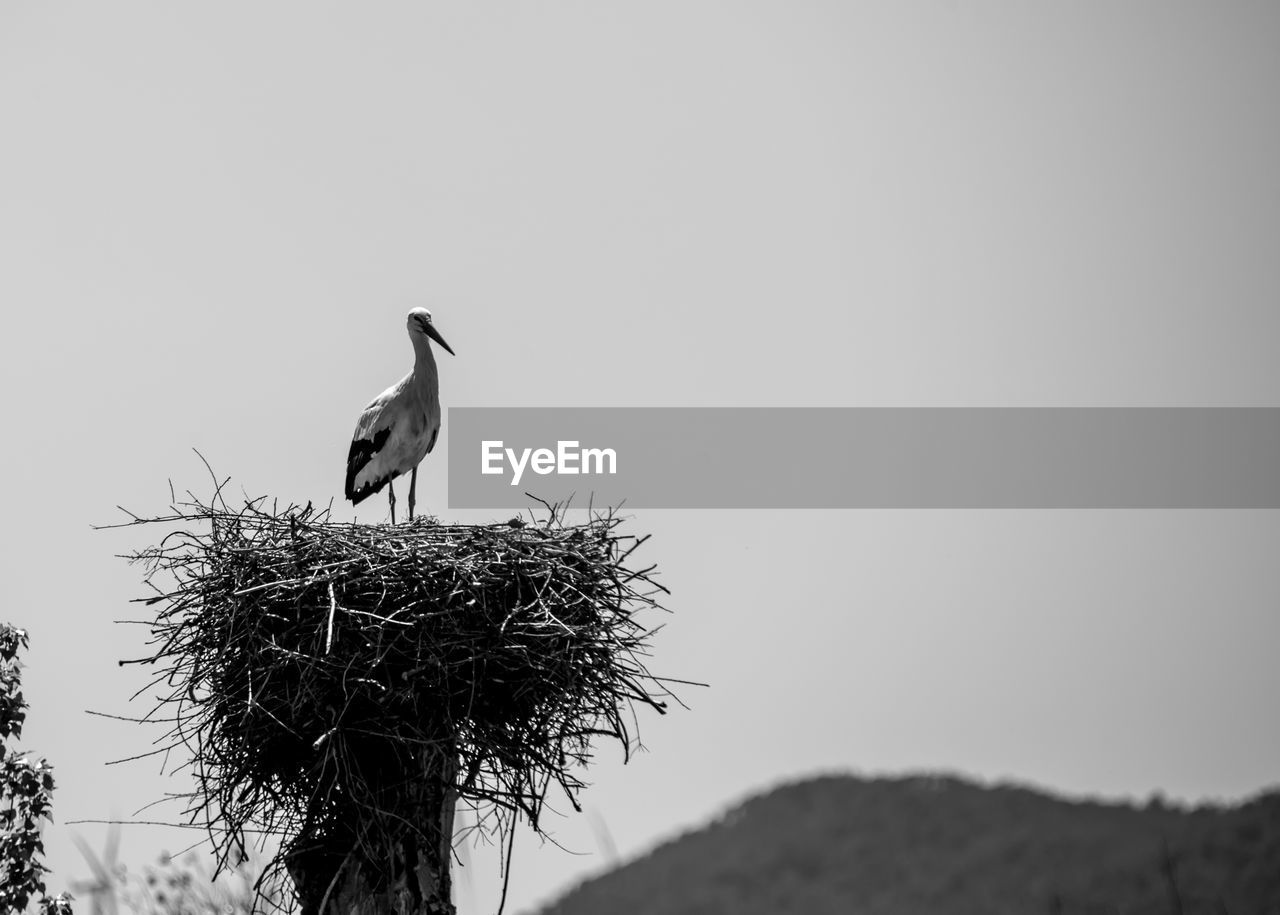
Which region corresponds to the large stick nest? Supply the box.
[111,482,680,899]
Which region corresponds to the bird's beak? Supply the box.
[426,323,455,356]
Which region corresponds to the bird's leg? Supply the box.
[409,466,418,521]
[388,479,397,524]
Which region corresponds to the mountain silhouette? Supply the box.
[535,773,1280,914]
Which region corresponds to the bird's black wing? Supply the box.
[426,425,439,454]
[345,425,393,504]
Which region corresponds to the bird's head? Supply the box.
[407,307,455,356]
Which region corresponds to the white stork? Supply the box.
[345,308,455,523]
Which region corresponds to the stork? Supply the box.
[345,308,455,523]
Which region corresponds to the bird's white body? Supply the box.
[347,356,440,497]
[345,309,454,519]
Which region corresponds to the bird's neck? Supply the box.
[410,334,439,398]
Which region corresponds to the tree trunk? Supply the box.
[288,762,458,915]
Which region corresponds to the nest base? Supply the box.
[287,760,458,915]
[113,489,678,913]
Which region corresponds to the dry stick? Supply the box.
[496,815,517,915]
[317,845,357,915]
[1161,837,1185,915]
[326,582,337,655]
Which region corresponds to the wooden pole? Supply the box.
[288,756,459,915]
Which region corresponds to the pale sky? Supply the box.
[1,3,1278,913]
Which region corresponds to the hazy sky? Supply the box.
[2,3,1278,913]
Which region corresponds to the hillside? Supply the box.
[535,774,1280,915]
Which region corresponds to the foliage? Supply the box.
[118,848,288,915]
[0,624,72,914]
[69,834,286,915]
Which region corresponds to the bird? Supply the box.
[345,307,455,523]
